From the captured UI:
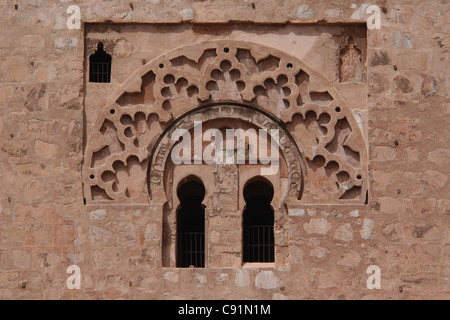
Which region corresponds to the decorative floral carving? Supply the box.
[83,40,368,204]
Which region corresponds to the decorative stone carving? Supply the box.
[83,40,368,205]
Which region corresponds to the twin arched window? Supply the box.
[176,177,274,268]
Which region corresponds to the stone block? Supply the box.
[24,83,48,112]
[55,38,78,51]
[317,272,339,289]
[1,140,28,157]
[19,35,45,49]
[360,219,375,240]
[296,5,315,19]
[394,76,413,93]
[378,197,404,214]
[235,269,250,288]
[373,146,396,162]
[369,74,388,94]
[427,149,450,165]
[309,246,330,262]
[54,224,75,247]
[407,244,442,265]
[89,226,112,244]
[337,251,361,269]
[399,266,439,292]
[382,223,403,242]
[420,170,448,188]
[4,56,27,82]
[395,51,429,71]
[0,250,31,270]
[334,223,354,242]
[89,209,106,220]
[0,0,447,300]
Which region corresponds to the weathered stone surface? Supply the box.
[309,246,330,262]
[255,271,281,289]
[288,208,305,216]
[382,224,403,242]
[369,74,388,94]
[370,51,390,67]
[144,224,158,241]
[55,38,78,51]
[394,76,413,93]
[89,209,106,220]
[296,5,315,19]
[334,223,354,242]
[25,84,48,112]
[337,251,361,269]
[235,269,250,288]
[373,146,396,162]
[427,149,450,165]
[1,140,28,157]
[360,219,375,240]
[317,272,339,289]
[89,226,112,244]
[26,224,52,246]
[378,197,405,215]
[349,209,360,218]
[34,140,56,159]
[0,0,447,301]
[421,170,448,188]
[12,250,32,269]
[4,56,27,82]
[163,271,179,283]
[421,75,439,97]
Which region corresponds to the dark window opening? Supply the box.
[176,179,205,268]
[243,178,275,263]
[89,42,112,83]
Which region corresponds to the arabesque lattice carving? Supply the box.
[83,40,368,204]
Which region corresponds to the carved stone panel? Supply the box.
[83,25,368,206]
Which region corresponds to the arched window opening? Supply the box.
[89,42,112,83]
[176,178,205,268]
[243,178,275,263]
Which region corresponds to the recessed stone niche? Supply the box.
[82,23,368,209]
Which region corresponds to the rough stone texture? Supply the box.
[0,0,448,300]
[361,219,375,240]
[304,218,332,235]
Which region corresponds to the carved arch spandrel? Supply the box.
[83,40,368,205]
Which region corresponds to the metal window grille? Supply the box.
[89,61,111,83]
[243,225,274,263]
[178,232,205,268]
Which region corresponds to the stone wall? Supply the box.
[0,0,448,300]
